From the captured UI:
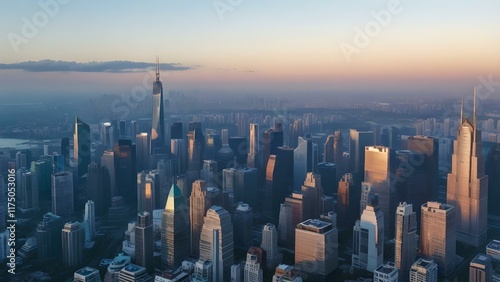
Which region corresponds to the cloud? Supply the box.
[0,60,194,73]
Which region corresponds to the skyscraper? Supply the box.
[278,193,303,247]
[101,150,117,197]
[199,206,234,282]
[301,172,323,220]
[262,123,283,171]
[364,145,396,237]
[74,116,91,178]
[337,173,359,229]
[20,170,38,212]
[151,58,165,155]
[234,167,258,208]
[352,195,384,272]
[349,129,374,180]
[135,212,154,273]
[409,258,438,282]
[469,254,493,282]
[244,251,264,282]
[36,212,63,260]
[407,136,438,201]
[190,180,214,256]
[161,184,190,270]
[263,147,294,225]
[420,202,456,276]
[293,136,313,191]
[188,124,205,172]
[316,162,336,196]
[486,144,500,216]
[295,219,338,279]
[84,200,95,242]
[61,221,84,267]
[248,123,259,169]
[114,139,137,204]
[51,171,74,216]
[394,203,417,281]
[233,203,253,251]
[136,133,150,172]
[87,162,111,216]
[171,138,187,175]
[229,136,248,166]
[447,91,488,247]
[324,134,335,163]
[137,171,155,215]
[261,223,283,271]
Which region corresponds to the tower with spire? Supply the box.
[150,57,165,155]
[446,86,488,247]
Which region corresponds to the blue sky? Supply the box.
[1,1,499,98]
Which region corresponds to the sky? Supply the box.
[1,0,499,99]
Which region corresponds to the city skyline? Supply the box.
[1,1,500,99]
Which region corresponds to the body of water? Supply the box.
[0,138,39,149]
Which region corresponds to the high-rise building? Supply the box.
[407,136,438,201]
[222,128,229,145]
[293,136,313,191]
[74,116,91,178]
[84,200,95,242]
[349,129,374,180]
[352,195,384,272]
[248,123,260,169]
[62,221,84,267]
[135,212,154,273]
[469,254,493,282]
[188,122,205,172]
[261,223,283,271]
[87,162,111,216]
[234,167,258,208]
[301,172,323,220]
[232,262,244,282]
[30,158,51,198]
[105,252,132,281]
[52,171,74,216]
[394,203,417,281]
[205,133,222,161]
[101,150,117,197]
[364,145,396,237]
[316,162,336,196]
[171,138,187,175]
[263,123,284,172]
[278,193,303,247]
[324,134,335,163]
[199,206,234,282]
[374,262,399,282]
[137,171,155,215]
[61,137,70,170]
[229,136,248,166]
[337,173,359,229]
[151,58,166,155]
[20,170,38,212]
[233,203,253,251]
[272,264,302,282]
[486,240,500,261]
[420,202,456,276]
[295,219,338,279]
[263,147,294,225]
[36,212,63,260]
[447,91,488,247]
[244,251,263,282]
[119,264,152,282]
[171,122,183,140]
[409,258,438,282]
[161,184,190,270]
[101,121,114,150]
[136,133,150,172]
[74,266,101,282]
[201,160,218,187]
[486,144,500,216]
[190,180,216,256]
[192,259,213,282]
[114,139,137,204]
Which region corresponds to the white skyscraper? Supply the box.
[352,195,384,272]
[244,252,263,282]
[261,223,283,271]
[199,206,234,282]
[84,200,95,242]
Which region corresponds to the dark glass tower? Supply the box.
[151,58,165,155]
[74,116,90,178]
[114,140,137,204]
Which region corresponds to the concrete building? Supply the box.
[409,258,438,282]
[420,202,456,277]
[469,254,493,282]
[374,262,399,282]
[394,203,417,281]
[295,219,338,279]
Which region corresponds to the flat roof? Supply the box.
[487,240,500,250]
[375,263,397,275]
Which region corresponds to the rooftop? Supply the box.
[75,267,99,276]
[375,262,397,275]
[487,240,500,250]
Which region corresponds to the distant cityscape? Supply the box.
[0,58,499,282]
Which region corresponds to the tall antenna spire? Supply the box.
[460,97,464,123]
[156,56,160,82]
